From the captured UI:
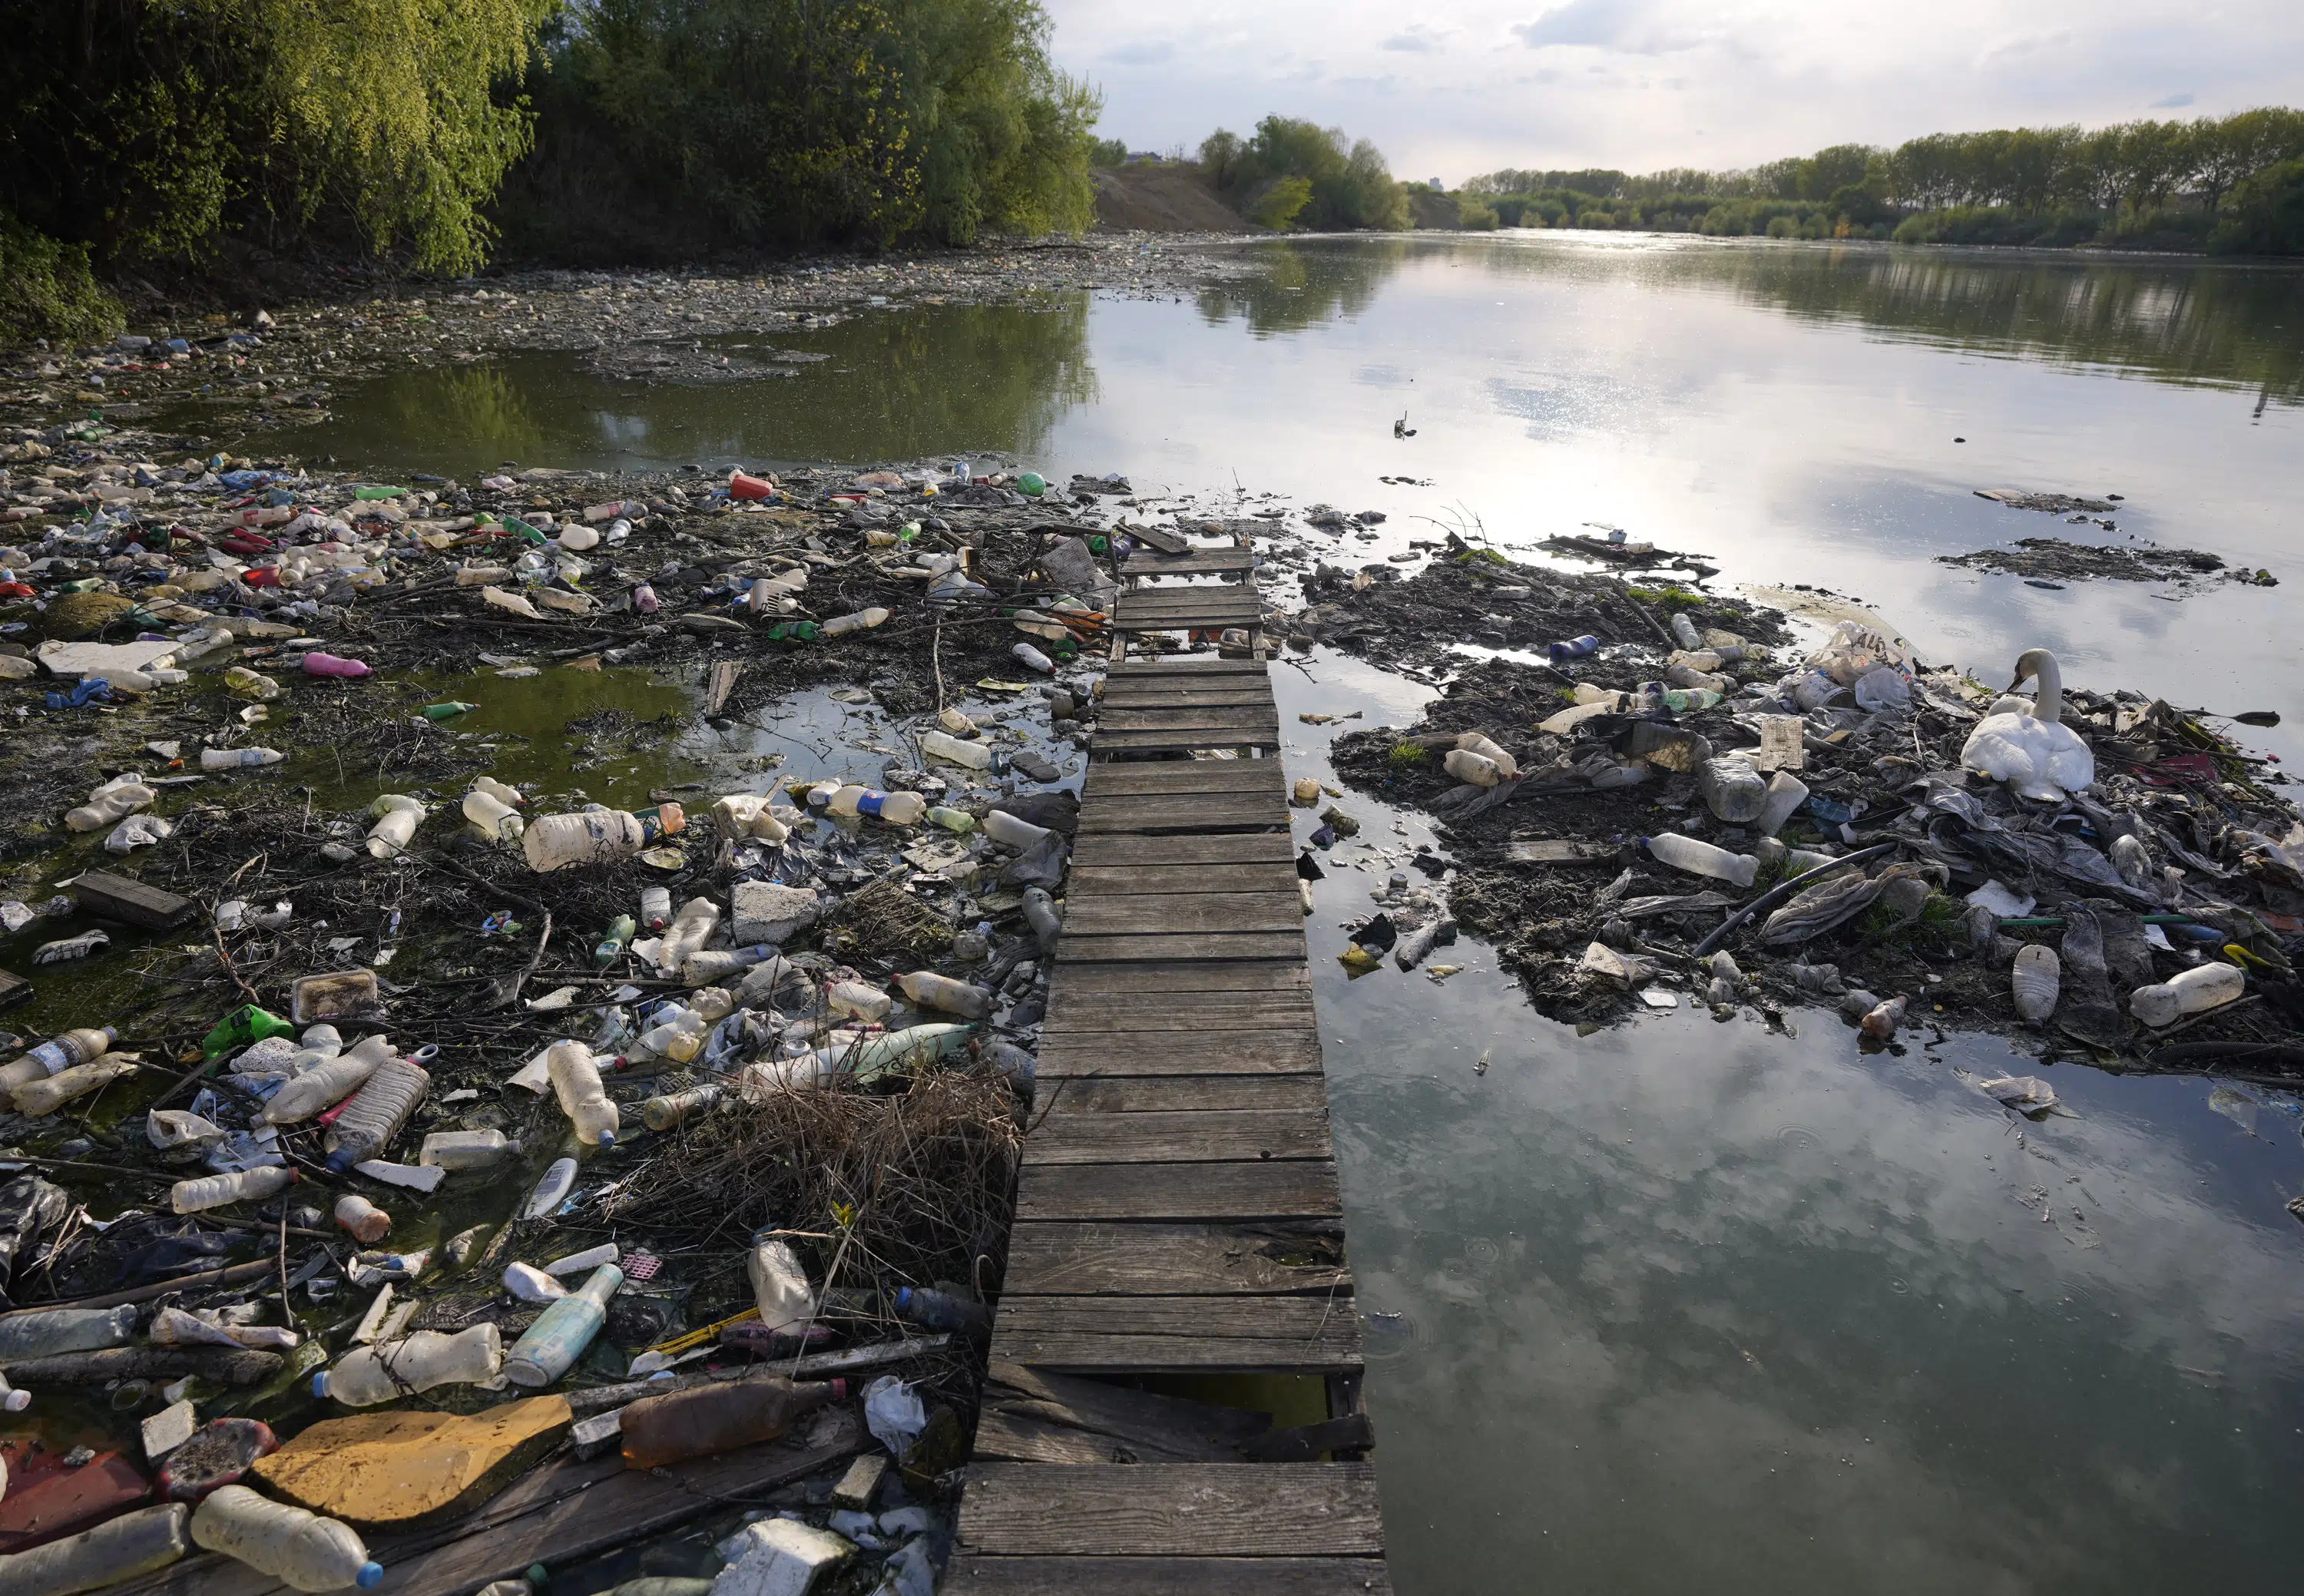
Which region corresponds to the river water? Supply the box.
[276,233,2304,1594]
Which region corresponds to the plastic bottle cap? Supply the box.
[310,1371,329,1398]
[2,1390,28,1412]
[324,1154,353,1174]
[357,1563,384,1588]
[595,1129,616,1147]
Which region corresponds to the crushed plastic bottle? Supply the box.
[314,1325,501,1407]
[171,1166,296,1215]
[191,1485,381,1591]
[321,1051,431,1171]
[545,1041,618,1147]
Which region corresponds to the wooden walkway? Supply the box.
[954,545,1387,1590]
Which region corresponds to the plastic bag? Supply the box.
[863,1376,927,1455]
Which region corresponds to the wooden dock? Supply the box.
[953,550,1388,1589]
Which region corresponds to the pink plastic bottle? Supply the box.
[633,584,659,615]
[301,653,372,679]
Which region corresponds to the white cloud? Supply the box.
[1044,0,2304,184]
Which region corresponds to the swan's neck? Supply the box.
[2019,651,2064,725]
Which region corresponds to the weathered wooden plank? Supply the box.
[1040,992,1316,1031]
[1048,960,1309,997]
[991,1295,1361,1373]
[973,1363,1271,1465]
[1025,1110,1332,1166]
[1105,657,1270,677]
[69,871,197,930]
[1121,548,1256,577]
[1037,1031,1323,1078]
[1068,863,1299,898]
[1074,796,1283,834]
[1096,684,1273,708]
[1081,760,1280,798]
[1041,1074,1327,1113]
[1001,1222,1348,1296]
[1017,1159,1342,1223]
[1116,588,1263,617]
[0,972,30,1013]
[958,1464,1384,1558]
[1070,833,1294,869]
[1090,729,1280,753]
[1097,707,1279,734]
[1058,932,1306,963]
[1063,893,1302,935]
[946,1556,1392,1594]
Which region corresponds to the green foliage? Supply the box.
[2210,157,2304,256]
[0,214,124,345]
[1198,117,1406,230]
[1248,176,1314,231]
[1389,741,1429,767]
[0,0,552,276]
[1456,197,1501,230]
[1091,137,1129,169]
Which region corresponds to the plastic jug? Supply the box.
[748,1235,815,1333]
[897,971,992,1019]
[545,1041,618,1147]
[190,1486,380,1591]
[620,1377,846,1471]
[462,788,524,840]
[2130,961,2246,1028]
[418,1129,517,1170]
[1644,833,1758,889]
[0,1026,118,1098]
[521,804,684,873]
[315,1325,501,1406]
[502,1265,624,1387]
[919,730,991,771]
[364,795,425,859]
[263,1034,394,1124]
[1697,757,1768,824]
[322,1053,431,1171]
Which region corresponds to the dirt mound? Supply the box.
[1091,167,1252,234]
[1406,190,1464,230]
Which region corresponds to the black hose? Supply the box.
[1690,842,1902,961]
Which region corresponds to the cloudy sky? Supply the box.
[1044,0,2304,184]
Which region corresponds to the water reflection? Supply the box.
[1192,239,1409,336]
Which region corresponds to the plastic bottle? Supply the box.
[826,981,892,1022]
[2011,944,2061,1022]
[1644,833,1758,889]
[659,897,721,972]
[1697,757,1767,824]
[462,788,525,840]
[0,1502,193,1596]
[521,804,685,873]
[0,1370,28,1411]
[1548,634,1601,666]
[820,607,890,637]
[364,795,425,859]
[897,971,992,1020]
[502,1263,567,1303]
[1860,995,1907,1041]
[637,1006,707,1063]
[642,1084,721,1131]
[502,1265,624,1388]
[982,810,1050,850]
[263,1033,395,1124]
[0,1304,137,1361]
[314,1325,502,1407]
[816,1024,972,1078]
[710,793,790,844]
[545,1041,618,1147]
[1443,749,1504,787]
[889,1286,993,1336]
[680,945,776,985]
[1455,732,1519,778]
[1011,642,1055,674]
[748,1234,815,1332]
[66,779,157,833]
[204,1005,293,1059]
[300,653,370,679]
[471,776,522,810]
[1021,887,1062,950]
[524,1158,577,1220]
[854,790,927,825]
[2130,962,2246,1028]
[925,806,975,833]
[331,1194,391,1243]
[171,1166,296,1215]
[1669,611,1703,651]
[322,1054,431,1171]
[1753,771,1810,835]
[200,748,284,770]
[544,1243,620,1276]
[15,1055,139,1116]
[421,702,477,721]
[191,1487,380,1592]
[919,730,991,771]
[419,1129,517,1170]
[619,1377,848,1471]
[594,915,636,968]
[0,1026,118,1098]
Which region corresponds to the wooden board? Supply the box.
[1040,992,1316,1032]
[68,871,196,930]
[1023,1109,1333,1166]
[972,1363,1272,1465]
[1068,863,1299,897]
[958,1464,1384,1558]
[1064,893,1303,935]
[945,1556,1392,1594]
[0,972,29,1013]
[1071,833,1294,869]
[1118,588,1263,617]
[1105,657,1270,677]
[1016,1160,1342,1223]
[1041,1075,1328,1113]
[1090,729,1281,754]
[1096,707,1279,734]
[1036,1031,1324,1079]
[1096,684,1274,709]
[1072,795,1284,834]
[990,1295,1361,1372]
[1002,1222,1348,1296]
[1121,549,1256,577]
[1048,961,1309,998]
[1081,760,1280,797]
[1057,932,1306,963]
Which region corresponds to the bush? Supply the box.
[1198,116,1405,230]
[0,214,123,346]
[1248,176,1314,230]
[1456,197,1499,230]
[2209,157,2304,255]
[1091,137,1129,169]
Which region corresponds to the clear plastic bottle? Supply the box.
[982,810,1049,850]
[313,1324,501,1407]
[3,1502,192,1596]
[263,1033,394,1124]
[0,1303,137,1361]
[680,945,775,985]
[65,777,156,833]
[658,897,721,973]
[826,981,891,1022]
[333,1195,391,1243]
[10,1053,135,1114]
[1443,749,1503,787]
[0,1026,118,1098]
[545,1041,618,1147]
[919,730,991,770]
[461,788,524,840]
[1011,642,1054,673]
[1669,611,1703,651]
[820,607,890,637]
[748,1234,815,1333]
[1021,888,1061,950]
[191,1486,380,1591]
[322,1054,431,1171]
[619,1377,846,1471]
[171,1165,296,1215]
[524,1157,577,1220]
[639,886,673,929]
[642,1084,721,1131]
[419,1129,518,1169]
[897,971,992,1019]
[2130,961,2246,1028]
[200,748,283,770]
[364,795,425,859]
[1644,833,1758,889]
[521,804,684,873]
[502,1265,623,1387]
[1455,732,1519,778]
[636,1005,706,1063]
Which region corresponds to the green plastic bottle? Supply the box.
[422,701,478,720]
[1017,472,1046,497]
[594,915,636,969]
[761,621,820,644]
[353,485,406,501]
[203,1005,293,1060]
[501,518,549,546]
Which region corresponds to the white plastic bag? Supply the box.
[863,1376,927,1455]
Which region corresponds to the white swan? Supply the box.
[1961,648,2096,802]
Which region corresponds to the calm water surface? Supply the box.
[273,234,2304,1594]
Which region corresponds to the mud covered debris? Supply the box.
[1939,536,2255,586]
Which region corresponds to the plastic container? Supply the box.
[171,1166,296,1215]
[982,810,1050,850]
[1012,642,1055,674]
[639,886,673,929]
[263,1034,394,1124]
[658,897,721,974]
[521,805,684,873]
[642,1084,721,1132]
[815,1024,971,1080]
[749,1236,815,1333]
[680,945,776,985]
[204,1005,293,1059]
[290,969,378,1025]
[502,1266,624,1388]
[1548,634,1600,666]
[2011,944,2061,1022]
[333,1195,391,1243]
[0,1026,118,1098]
[845,789,926,825]
[300,653,370,679]
[200,748,283,770]
[544,1243,620,1277]
[1669,611,1703,651]
[191,1486,380,1591]
[919,730,991,770]
[710,794,790,844]
[524,1158,577,1220]
[1443,749,1504,787]
[15,1055,139,1116]
[314,1325,501,1407]
[1022,887,1061,950]
[1644,833,1758,889]
[820,607,890,637]
[545,1041,618,1147]
[1753,771,1809,835]
[0,1304,137,1361]
[0,1370,28,1411]
[2130,962,2246,1028]
[462,789,525,840]
[637,1006,706,1063]
[1455,733,1519,778]
[619,1377,846,1471]
[419,1129,517,1170]
[66,779,157,834]
[897,971,991,1019]
[502,1263,566,1303]
[0,1502,192,1596]
[826,981,892,1022]
[322,1054,431,1171]
[889,1286,991,1336]
[364,795,425,859]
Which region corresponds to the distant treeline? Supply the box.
[1458,111,2304,253]
[1188,118,1409,231]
